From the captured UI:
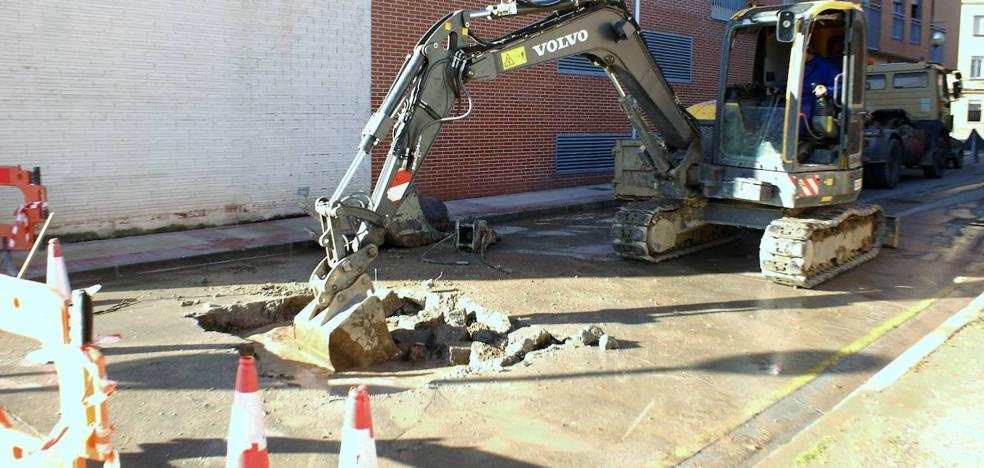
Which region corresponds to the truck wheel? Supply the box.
[867,139,902,189]
[922,147,945,179]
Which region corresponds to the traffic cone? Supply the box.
[226,356,269,468]
[46,238,71,299]
[338,384,378,468]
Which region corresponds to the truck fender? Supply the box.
[863,129,895,165]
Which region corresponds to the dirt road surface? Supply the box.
[1,165,981,467]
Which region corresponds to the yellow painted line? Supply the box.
[674,281,959,462]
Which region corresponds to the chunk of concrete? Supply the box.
[390,328,433,346]
[504,326,554,364]
[442,307,468,328]
[578,325,605,346]
[600,334,619,350]
[469,341,504,366]
[460,297,511,335]
[374,288,404,317]
[468,327,501,346]
[434,324,468,344]
[447,343,471,366]
[292,296,401,371]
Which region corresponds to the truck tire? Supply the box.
[867,139,903,189]
[922,145,945,179]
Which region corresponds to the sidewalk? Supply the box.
[11,184,615,280]
[760,292,984,467]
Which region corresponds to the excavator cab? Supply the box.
[713,2,867,208]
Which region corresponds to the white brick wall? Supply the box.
[0,0,372,235]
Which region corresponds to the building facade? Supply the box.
[952,0,984,139]
[0,1,373,235]
[5,1,964,236]
[371,0,751,202]
[858,0,961,68]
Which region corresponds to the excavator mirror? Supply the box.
[777,11,796,43]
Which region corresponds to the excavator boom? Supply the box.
[294,0,703,366]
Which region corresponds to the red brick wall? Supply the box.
[370,1,734,201]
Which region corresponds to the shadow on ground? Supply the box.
[121,436,540,467]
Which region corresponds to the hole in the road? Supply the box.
[192,285,622,372]
[189,294,313,333]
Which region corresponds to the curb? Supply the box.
[53,198,618,284]
[766,289,984,457]
[851,289,984,394]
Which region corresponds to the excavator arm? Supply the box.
[305,0,701,324]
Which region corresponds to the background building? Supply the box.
[0,1,372,235]
[952,0,984,139]
[2,1,966,237]
[859,0,961,68]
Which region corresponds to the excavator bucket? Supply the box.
[291,285,400,371]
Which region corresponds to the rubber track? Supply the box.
[611,201,739,263]
[760,203,884,288]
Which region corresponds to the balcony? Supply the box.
[711,0,746,21]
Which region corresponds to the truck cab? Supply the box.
[862,62,964,187]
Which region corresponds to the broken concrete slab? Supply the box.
[577,325,605,346]
[600,334,619,350]
[447,343,471,366]
[504,326,554,365]
[460,297,511,335]
[374,288,404,317]
[468,328,501,346]
[435,324,468,344]
[469,342,505,367]
[191,294,312,333]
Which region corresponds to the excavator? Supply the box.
[291,1,897,366]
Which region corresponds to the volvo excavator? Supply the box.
[291,1,897,366]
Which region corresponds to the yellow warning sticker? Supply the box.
[821,195,833,203]
[824,178,834,186]
[501,46,528,71]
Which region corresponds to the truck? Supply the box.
[862,62,965,188]
[289,0,896,368]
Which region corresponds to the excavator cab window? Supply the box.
[718,26,792,165]
[716,7,864,171]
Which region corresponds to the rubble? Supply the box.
[600,334,619,350]
[504,326,555,363]
[577,325,605,346]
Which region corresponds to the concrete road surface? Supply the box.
[0,163,981,467]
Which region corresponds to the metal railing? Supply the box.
[711,0,745,21]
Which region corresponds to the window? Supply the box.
[866,74,887,90]
[891,0,905,40]
[556,30,693,84]
[975,15,984,36]
[972,56,983,79]
[894,72,929,88]
[711,0,746,21]
[865,1,882,50]
[909,0,922,44]
[969,102,982,122]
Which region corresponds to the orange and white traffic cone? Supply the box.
[45,238,71,300]
[226,356,269,468]
[338,384,378,468]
